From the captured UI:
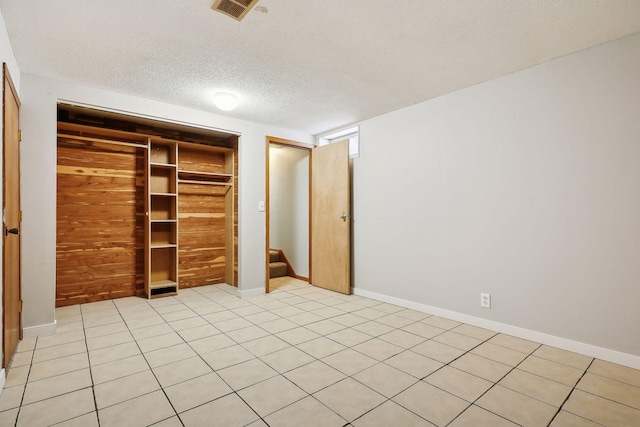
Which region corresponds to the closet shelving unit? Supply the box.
[147,140,179,298]
[146,139,235,298]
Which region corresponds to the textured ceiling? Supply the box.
[2,0,640,135]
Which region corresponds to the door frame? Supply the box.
[265,136,313,293]
[2,62,22,368]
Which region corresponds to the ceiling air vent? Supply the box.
[212,0,260,21]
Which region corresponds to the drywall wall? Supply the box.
[19,73,312,332]
[269,146,309,277]
[0,9,19,91]
[0,7,20,370]
[354,32,640,359]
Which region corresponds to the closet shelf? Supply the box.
[178,179,232,187]
[149,279,177,290]
[150,162,177,169]
[150,192,177,197]
[150,243,177,249]
[178,169,233,182]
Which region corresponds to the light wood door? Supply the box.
[3,64,22,368]
[311,140,351,294]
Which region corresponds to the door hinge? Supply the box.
[18,300,23,312]
[19,210,22,222]
[18,130,22,142]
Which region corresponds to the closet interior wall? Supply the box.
[56,125,147,306]
[177,143,235,290]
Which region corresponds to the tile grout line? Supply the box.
[310,315,495,425]
[194,290,346,425]
[117,296,188,426]
[341,319,460,425]
[381,332,504,427]
[193,285,385,425]
[172,291,277,425]
[283,283,449,424]
[441,336,539,427]
[11,335,37,427]
[179,285,316,426]
[15,305,106,427]
[448,340,602,426]
[254,290,495,426]
[553,363,640,421]
[170,292,269,426]
[466,342,545,419]
[546,358,597,427]
[237,313,353,424]
[142,287,310,424]
[80,302,103,427]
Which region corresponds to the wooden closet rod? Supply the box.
[177,179,232,187]
[57,133,149,149]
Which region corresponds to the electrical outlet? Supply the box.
[480,293,491,308]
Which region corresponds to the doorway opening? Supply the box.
[265,137,313,293]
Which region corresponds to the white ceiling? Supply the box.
[2,0,640,135]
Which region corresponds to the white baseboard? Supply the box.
[22,320,57,338]
[237,287,265,298]
[354,288,640,370]
[0,368,5,395]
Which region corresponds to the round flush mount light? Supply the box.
[213,92,238,111]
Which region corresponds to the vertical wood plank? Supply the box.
[56,137,146,306]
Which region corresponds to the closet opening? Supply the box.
[55,104,239,306]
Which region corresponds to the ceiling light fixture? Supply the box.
[213,92,239,111]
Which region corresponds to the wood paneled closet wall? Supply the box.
[56,106,238,307]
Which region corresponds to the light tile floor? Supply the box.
[1,277,639,426]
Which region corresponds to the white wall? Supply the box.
[354,32,640,363]
[269,146,309,277]
[1,9,20,371]
[0,9,19,91]
[19,73,312,332]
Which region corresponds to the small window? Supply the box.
[317,126,360,158]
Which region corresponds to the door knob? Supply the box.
[5,227,19,236]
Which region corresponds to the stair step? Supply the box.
[269,250,280,263]
[269,262,288,278]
